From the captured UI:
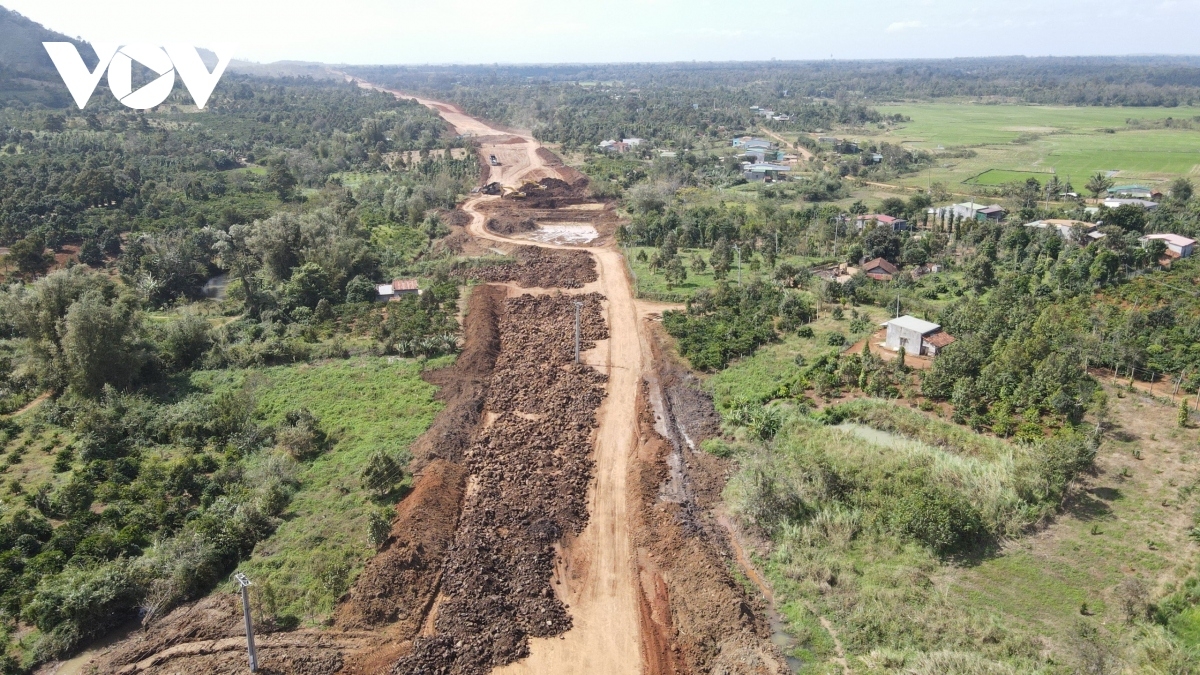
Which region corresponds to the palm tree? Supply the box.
[1086,173,1114,199]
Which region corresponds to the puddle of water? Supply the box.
[520,224,598,245]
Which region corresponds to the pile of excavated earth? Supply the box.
[454,246,598,289]
[396,293,609,675]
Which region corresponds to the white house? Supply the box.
[1024,219,1097,241]
[881,315,956,357]
[1104,198,1159,211]
[1140,233,1196,258]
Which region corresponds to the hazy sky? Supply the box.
[8,0,1200,65]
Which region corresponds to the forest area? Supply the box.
[0,70,477,671]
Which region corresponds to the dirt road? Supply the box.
[392,88,645,674]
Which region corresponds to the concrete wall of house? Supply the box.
[885,325,926,354]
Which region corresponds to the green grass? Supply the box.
[854,103,1200,190]
[190,355,448,622]
[706,310,883,410]
[626,247,834,301]
[964,168,1058,186]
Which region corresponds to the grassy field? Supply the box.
[626,246,835,301]
[191,355,447,623]
[849,103,1200,190]
[705,308,886,410]
[721,387,1200,672]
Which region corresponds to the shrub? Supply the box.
[361,450,404,498]
[274,408,327,460]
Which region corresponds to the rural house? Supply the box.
[1140,233,1196,259]
[376,278,421,301]
[1024,219,1098,241]
[881,315,955,356]
[941,202,1006,222]
[742,162,791,182]
[862,257,899,281]
[1107,185,1160,200]
[1104,197,1158,210]
[855,214,909,232]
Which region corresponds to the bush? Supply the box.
[886,484,985,554]
[274,408,327,460]
[23,558,144,658]
[361,450,404,498]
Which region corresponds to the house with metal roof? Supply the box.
[1104,198,1159,210]
[742,163,791,182]
[1140,233,1196,258]
[376,278,421,301]
[1107,185,1160,200]
[881,315,955,356]
[856,214,909,232]
[1024,219,1098,241]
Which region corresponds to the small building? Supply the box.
[742,162,791,182]
[732,137,773,150]
[376,278,421,301]
[1107,185,1156,200]
[881,315,955,356]
[856,214,909,232]
[1140,233,1196,258]
[818,136,839,143]
[1024,219,1097,241]
[1104,198,1159,211]
[940,202,1006,222]
[862,257,900,281]
[976,205,1007,222]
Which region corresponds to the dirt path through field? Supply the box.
[375,85,644,674]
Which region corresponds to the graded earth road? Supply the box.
[353,77,645,675]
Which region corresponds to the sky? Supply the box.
[7,0,1200,65]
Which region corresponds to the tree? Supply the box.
[345,275,377,303]
[711,238,731,280]
[689,253,708,274]
[361,450,404,498]
[1170,177,1193,203]
[1086,173,1114,198]
[266,164,297,201]
[663,256,687,289]
[60,292,147,397]
[77,240,105,268]
[1179,398,1190,428]
[880,197,906,218]
[8,234,54,278]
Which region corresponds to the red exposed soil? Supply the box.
[455,246,598,289]
[628,330,790,675]
[396,293,610,675]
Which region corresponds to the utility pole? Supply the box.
[233,572,258,673]
[573,301,583,364]
[732,245,742,285]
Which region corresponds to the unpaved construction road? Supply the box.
[70,79,787,675]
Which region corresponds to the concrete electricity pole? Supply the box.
[573,301,583,364]
[732,245,741,285]
[233,572,258,672]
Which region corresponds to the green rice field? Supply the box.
[855,103,1200,190]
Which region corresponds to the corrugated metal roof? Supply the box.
[882,314,941,335]
[392,278,420,291]
[1144,233,1196,247]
